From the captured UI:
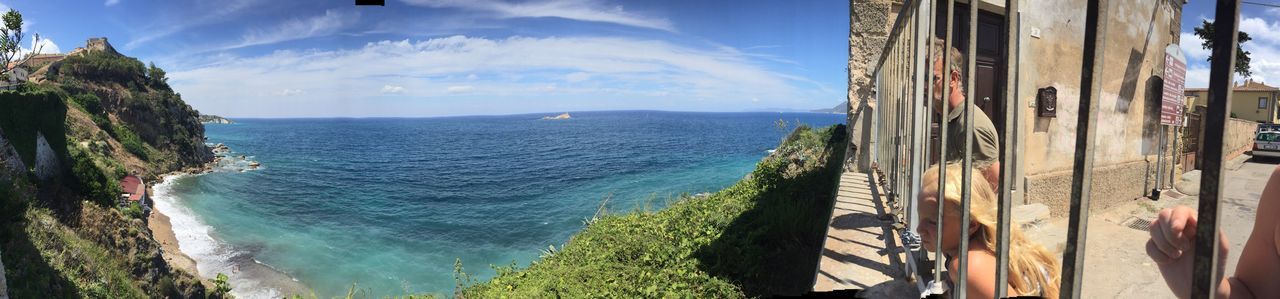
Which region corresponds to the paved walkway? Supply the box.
[812,171,915,296]
[1022,154,1266,298]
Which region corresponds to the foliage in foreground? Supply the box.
[458,124,847,298]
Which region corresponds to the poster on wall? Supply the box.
[1162,44,1186,126]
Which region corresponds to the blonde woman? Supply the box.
[917,163,1060,298]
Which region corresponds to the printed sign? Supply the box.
[1162,45,1186,126]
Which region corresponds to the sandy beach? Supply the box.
[147,160,313,297]
[148,209,200,276]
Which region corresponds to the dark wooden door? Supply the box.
[935,3,1007,139]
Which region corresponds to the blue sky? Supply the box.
[1179,1,1280,88]
[1,0,849,117]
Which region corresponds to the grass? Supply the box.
[457,124,847,298]
[0,182,147,298]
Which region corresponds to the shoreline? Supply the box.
[149,146,311,298]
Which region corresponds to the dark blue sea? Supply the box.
[150,111,845,297]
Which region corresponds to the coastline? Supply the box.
[149,147,311,298]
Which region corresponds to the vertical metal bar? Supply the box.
[932,0,955,293]
[1193,0,1240,296]
[909,0,931,237]
[1059,0,1108,297]
[955,0,978,297]
[993,0,1019,297]
[1172,123,1177,186]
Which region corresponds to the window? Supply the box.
[1261,97,1269,109]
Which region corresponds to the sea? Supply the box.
[150,110,845,298]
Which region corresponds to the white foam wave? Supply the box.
[151,174,283,299]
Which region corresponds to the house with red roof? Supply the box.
[119,175,150,213]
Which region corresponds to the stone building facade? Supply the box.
[848,0,1187,215]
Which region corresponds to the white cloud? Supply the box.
[275,89,303,96]
[1180,32,1209,62]
[401,0,674,32]
[381,84,406,94]
[105,0,120,6]
[28,38,58,54]
[168,35,822,117]
[1241,17,1280,85]
[1185,65,1210,88]
[446,85,475,93]
[124,0,260,50]
[217,9,358,51]
[1240,17,1280,45]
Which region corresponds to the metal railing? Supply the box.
[859,0,1240,298]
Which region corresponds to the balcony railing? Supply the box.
[859,0,1240,298]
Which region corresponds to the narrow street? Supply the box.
[1024,154,1273,298]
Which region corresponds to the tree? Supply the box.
[1193,20,1252,78]
[147,61,167,86]
[0,9,42,81]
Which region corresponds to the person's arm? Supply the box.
[1148,165,1280,299]
[1225,164,1280,298]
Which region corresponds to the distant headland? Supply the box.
[541,113,571,120]
[199,114,235,124]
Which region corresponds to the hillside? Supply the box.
[0,38,223,298]
[811,102,847,114]
[459,124,846,297]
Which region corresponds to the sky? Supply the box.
[1179,1,1280,88]
[0,0,849,118]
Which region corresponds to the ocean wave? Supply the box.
[151,174,286,299]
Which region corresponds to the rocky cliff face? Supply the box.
[46,46,213,173]
[0,37,220,298]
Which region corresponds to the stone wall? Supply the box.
[1224,118,1256,161]
[34,132,59,181]
[1014,0,1183,213]
[847,0,893,171]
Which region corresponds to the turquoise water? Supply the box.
[152,111,845,297]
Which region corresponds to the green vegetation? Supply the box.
[49,49,210,171]
[109,122,149,159]
[123,202,145,219]
[459,124,846,298]
[214,272,232,296]
[67,144,120,206]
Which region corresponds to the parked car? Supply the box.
[1255,124,1280,158]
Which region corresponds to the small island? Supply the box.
[199,114,235,124]
[541,113,571,120]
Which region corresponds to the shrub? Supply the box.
[68,145,119,206]
[459,124,847,297]
[110,123,149,160]
[213,273,232,296]
[123,202,144,219]
[70,93,104,116]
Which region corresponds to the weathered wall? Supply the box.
[1016,0,1182,214]
[34,132,59,181]
[1225,117,1256,161]
[847,0,894,171]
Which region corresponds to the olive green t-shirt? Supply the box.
[942,102,1000,167]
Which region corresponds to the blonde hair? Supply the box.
[921,163,1060,298]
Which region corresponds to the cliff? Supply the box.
[0,37,222,298]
